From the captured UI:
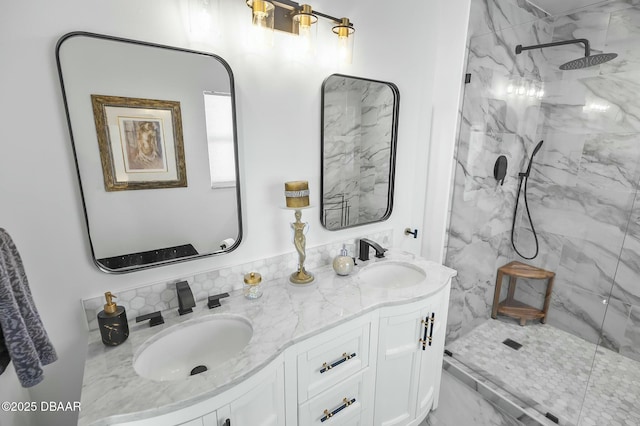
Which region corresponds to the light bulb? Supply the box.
[332,18,354,65]
[293,5,317,59]
[246,0,274,49]
[298,24,314,56]
[337,35,351,64]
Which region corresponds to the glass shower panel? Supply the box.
[580,192,640,425]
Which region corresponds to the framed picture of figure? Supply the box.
[91,94,187,191]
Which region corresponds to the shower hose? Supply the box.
[510,171,539,260]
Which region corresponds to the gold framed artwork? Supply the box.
[91,94,187,191]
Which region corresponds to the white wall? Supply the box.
[0,0,467,425]
[422,0,473,262]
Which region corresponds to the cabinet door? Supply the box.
[415,304,439,418]
[417,281,450,414]
[226,361,285,426]
[373,305,423,426]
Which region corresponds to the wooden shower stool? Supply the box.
[491,261,555,326]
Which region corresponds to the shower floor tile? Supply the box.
[445,319,640,426]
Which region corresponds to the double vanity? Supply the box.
[79,250,456,426]
[56,29,449,426]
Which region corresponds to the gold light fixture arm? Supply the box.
[246,0,354,35]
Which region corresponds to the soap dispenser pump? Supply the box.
[97,292,129,346]
[333,245,355,276]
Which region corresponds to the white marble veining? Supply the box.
[82,230,392,331]
[446,0,640,364]
[79,250,456,425]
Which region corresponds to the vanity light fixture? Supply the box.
[245,0,355,62]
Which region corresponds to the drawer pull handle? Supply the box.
[320,397,356,422]
[420,315,429,351]
[320,352,356,374]
[428,312,435,347]
[419,313,436,350]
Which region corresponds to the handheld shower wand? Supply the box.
[521,140,544,178]
[511,140,544,260]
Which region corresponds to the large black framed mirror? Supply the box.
[321,74,400,230]
[56,32,242,273]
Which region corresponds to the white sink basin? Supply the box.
[358,261,426,288]
[133,315,253,381]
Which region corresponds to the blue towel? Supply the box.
[0,228,57,387]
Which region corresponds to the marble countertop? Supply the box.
[79,250,456,425]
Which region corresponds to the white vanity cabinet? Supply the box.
[291,314,375,426]
[114,356,285,426]
[87,260,455,426]
[373,281,451,426]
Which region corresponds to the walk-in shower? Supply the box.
[515,38,618,70]
[445,2,639,425]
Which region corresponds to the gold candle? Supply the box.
[284,181,310,208]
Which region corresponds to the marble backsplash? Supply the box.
[446,0,640,363]
[82,229,393,331]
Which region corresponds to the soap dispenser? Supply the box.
[333,245,355,276]
[97,292,129,346]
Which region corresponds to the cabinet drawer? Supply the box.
[298,370,368,426]
[297,321,370,401]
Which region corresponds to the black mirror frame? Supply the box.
[320,73,400,231]
[55,31,243,273]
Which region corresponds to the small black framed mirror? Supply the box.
[321,74,400,230]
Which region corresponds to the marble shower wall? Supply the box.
[445,0,552,340]
[446,0,640,363]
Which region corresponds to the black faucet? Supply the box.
[176,281,195,315]
[358,238,387,261]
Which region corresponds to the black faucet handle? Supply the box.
[375,247,388,258]
[136,311,164,327]
[176,281,195,315]
[208,292,230,309]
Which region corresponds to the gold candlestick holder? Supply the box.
[284,180,314,285]
[289,208,314,284]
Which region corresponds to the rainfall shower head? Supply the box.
[559,53,618,70]
[515,38,617,70]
